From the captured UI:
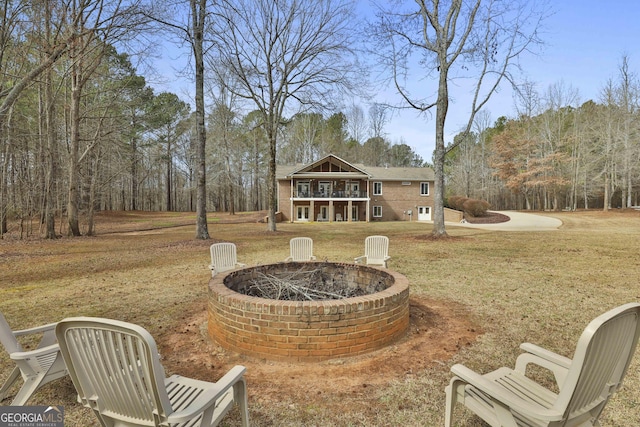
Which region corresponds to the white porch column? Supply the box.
[310,200,315,222]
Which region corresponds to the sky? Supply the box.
[150,0,640,164]
[380,0,640,161]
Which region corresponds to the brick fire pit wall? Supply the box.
[208,262,410,362]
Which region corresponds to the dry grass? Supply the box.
[1,209,640,426]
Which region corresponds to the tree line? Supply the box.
[445,57,640,212]
[0,11,422,239]
[1,0,550,239]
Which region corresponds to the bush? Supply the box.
[446,196,468,211]
[462,198,491,217]
[446,195,491,217]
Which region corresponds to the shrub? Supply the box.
[446,196,468,211]
[462,198,491,217]
[446,195,491,217]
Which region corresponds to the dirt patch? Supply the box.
[464,211,510,224]
[159,296,480,414]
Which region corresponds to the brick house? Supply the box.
[276,154,436,223]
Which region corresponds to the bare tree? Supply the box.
[614,56,639,209]
[370,0,547,237]
[346,103,367,145]
[368,102,389,139]
[145,0,212,238]
[0,0,79,236]
[213,0,360,231]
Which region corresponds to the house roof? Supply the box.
[276,154,434,181]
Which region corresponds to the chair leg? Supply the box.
[0,367,21,401]
[234,379,250,427]
[444,383,455,427]
[445,378,465,427]
[11,374,46,406]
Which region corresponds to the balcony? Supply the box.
[294,190,367,199]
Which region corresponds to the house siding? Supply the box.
[368,180,434,221]
[276,155,436,223]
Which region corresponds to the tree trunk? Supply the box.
[131,135,138,210]
[44,60,57,239]
[67,57,82,236]
[166,139,172,211]
[431,66,449,237]
[192,0,209,239]
[267,125,277,232]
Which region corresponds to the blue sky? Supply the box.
[382,0,640,161]
[151,1,639,164]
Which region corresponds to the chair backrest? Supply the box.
[56,317,173,426]
[364,235,389,263]
[289,237,314,261]
[554,303,640,423]
[0,312,22,354]
[210,243,239,273]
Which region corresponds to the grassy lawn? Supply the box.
[1,210,639,426]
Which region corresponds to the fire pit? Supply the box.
[208,262,410,362]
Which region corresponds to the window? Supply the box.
[296,181,310,197]
[373,206,382,217]
[373,182,382,195]
[420,182,430,196]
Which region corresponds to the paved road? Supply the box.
[453,211,563,231]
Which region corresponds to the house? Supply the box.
[276,154,437,223]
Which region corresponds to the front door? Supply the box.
[417,206,431,221]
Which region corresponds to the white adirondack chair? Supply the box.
[354,235,390,268]
[445,302,640,427]
[56,317,249,427]
[285,237,317,262]
[209,242,246,277]
[0,312,67,405]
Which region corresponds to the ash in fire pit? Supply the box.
[243,263,387,301]
[208,262,410,362]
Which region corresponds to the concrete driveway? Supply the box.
[453,211,563,231]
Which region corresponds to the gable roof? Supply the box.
[277,154,434,181]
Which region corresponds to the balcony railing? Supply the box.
[295,190,367,199]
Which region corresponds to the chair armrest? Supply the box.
[167,366,247,423]
[450,364,564,422]
[354,256,366,264]
[13,322,57,337]
[518,343,572,369]
[515,343,571,387]
[10,343,60,361]
[167,385,221,423]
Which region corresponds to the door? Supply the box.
[318,182,331,197]
[297,206,310,221]
[350,205,358,221]
[296,181,310,197]
[349,182,360,197]
[319,206,328,221]
[417,206,431,221]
